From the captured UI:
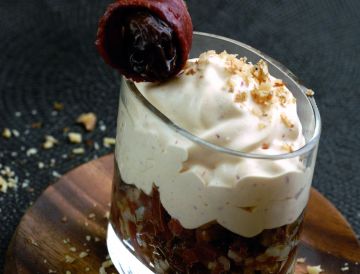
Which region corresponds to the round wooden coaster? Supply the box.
[5,154,360,274]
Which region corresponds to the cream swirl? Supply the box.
[116,51,314,237]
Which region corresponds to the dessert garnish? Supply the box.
[96,0,193,82]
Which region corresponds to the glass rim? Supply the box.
[124,31,321,160]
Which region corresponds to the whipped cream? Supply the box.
[115,51,316,237]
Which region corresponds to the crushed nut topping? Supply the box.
[234,92,248,103]
[281,143,294,153]
[280,113,294,128]
[77,113,97,131]
[262,143,270,149]
[252,59,269,83]
[251,83,273,105]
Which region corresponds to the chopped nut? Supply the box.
[280,113,294,128]
[62,216,68,223]
[234,92,247,103]
[258,123,266,130]
[262,143,270,149]
[251,83,273,105]
[31,122,43,129]
[297,257,306,263]
[306,265,324,274]
[12,129,20,137]
[252,59,269,83]
[2,128,12,139]
[65,255,76,263]
[0,176,8,193]
[26,148,38,156]
[53,102,64,111]
[88,213,96,219]
[281,143,294,153]
[341,266,349,271]
[38,162,45,169]
[103,137,116,148]
[306,89,315,97]
[99,259,114,274]
[79,251,88,258]
[68,132,82,144]
[43,135,58,149]
[77,113,97,131]
[274,80,285,87]
[72,147,85,155]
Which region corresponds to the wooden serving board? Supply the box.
[5,154,360,274]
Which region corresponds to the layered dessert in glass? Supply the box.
[95,1,321,273]
[108,48,320,273]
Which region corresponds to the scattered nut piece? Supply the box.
[306,89,315,97]
[65,255,76,263]
[26,148,38,157]
[86,235,91,241]
[43,135,58,149]
[103,137,116,148]
[79,251,88,258]
[2,128,12,139]
[62,216,68,223]
[68,132,82,144]
[297,257,306,263]
[0,176,8,193]
[31,122,43,129]
[72,147,85,155]
[53,102,64,111]
[12,129,20,137]
[38,162,45,169]
[88,213,96,219]
[99,259,114,274]
[77,113,97,131]
[306,265,324,274]
[341,266,349,271]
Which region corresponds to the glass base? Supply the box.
[107,223,154,274]
[107,223,296,274]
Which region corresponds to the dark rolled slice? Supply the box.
[96,0,193,82]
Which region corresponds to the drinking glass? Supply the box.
[107,32,321,274]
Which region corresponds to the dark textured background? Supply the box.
[0,0,359,271]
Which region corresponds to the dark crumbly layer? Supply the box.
[110,170,303,274]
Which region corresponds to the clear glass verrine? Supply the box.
[107,32,321,274]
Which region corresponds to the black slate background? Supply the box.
[0,0,359,271]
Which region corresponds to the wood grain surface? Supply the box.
[5,154,360,274]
